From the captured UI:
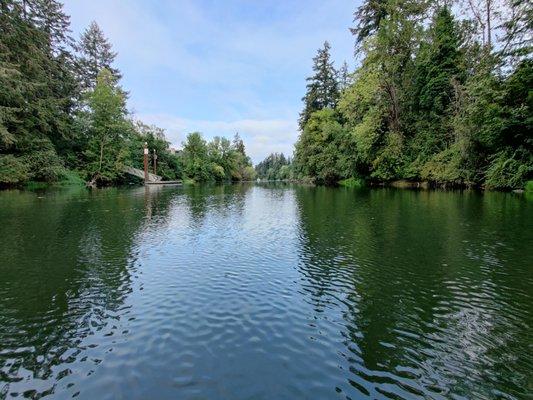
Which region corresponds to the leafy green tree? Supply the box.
[299,41,340,130]
[208,136,236,181]
[83,69,131,185]
[341,0,426,181]
[295,109,354,184]
[338,60,385,177]
[456,59,533,189]
[181,132,211,182]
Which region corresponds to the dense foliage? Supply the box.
[255,153,293,180]
[294,0,532,190]
[180,132,255,183]
[0,0,254,187]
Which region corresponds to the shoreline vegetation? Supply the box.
[1,1,531,193]
[1,2,255,190]
[256,1,532,192]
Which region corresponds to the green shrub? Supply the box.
[21,139,65,182]
[59,170,86,186]
[420,145,463,184]
[338,177,365,188]
[485,149,531,190]
[182,177,196,185]
[211,164,226,181]
[0,154,30,185]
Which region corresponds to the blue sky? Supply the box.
[64,0,357,163]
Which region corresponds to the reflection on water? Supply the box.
[294,187,532,399]
[0,185,531,399]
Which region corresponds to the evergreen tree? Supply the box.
[0,0,74,159]
[299,41,339,130]
[30,0,72,53]
[338,61,351,91]
[417,7,463,117]
[350,0,389,52]
[410,6,464,162]
[76,21,122,91]
[255,153,292,180]
[0,51,21,147]
[500,0,532,63]
[30,0,79,150]
[230,132,254,180]
[232,132,246,155]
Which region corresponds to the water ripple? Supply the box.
[0,185,531,399]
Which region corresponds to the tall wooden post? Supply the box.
[153,149,157,175]
[143,142,149,183]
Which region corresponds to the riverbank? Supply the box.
[339,177,533,193]
[3,172,533,194]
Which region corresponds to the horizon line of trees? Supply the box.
[254,152,293,180]
[0,0,255,187]
[290,0,531,190]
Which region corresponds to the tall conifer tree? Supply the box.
[76,21,122,91]
[299,41,339,130]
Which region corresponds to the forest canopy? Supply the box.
[291,0,532,190]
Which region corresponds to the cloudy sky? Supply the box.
[64,0,356,163]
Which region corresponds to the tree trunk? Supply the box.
[98,140,104,174]
[383,81,401,133]
[486,0,492,48]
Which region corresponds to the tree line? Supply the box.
[289,0,531,190]
[254,152,293,180]
[0,0,254,187]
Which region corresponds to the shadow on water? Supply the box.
[293,186,533,399]
[0,186,177,398]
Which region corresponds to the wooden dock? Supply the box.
[123,166,181,186]
[145,180,182,186]
[124,144,182,186]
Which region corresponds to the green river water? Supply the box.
[0,184,531,399]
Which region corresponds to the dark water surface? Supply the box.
[0,185,531,399]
